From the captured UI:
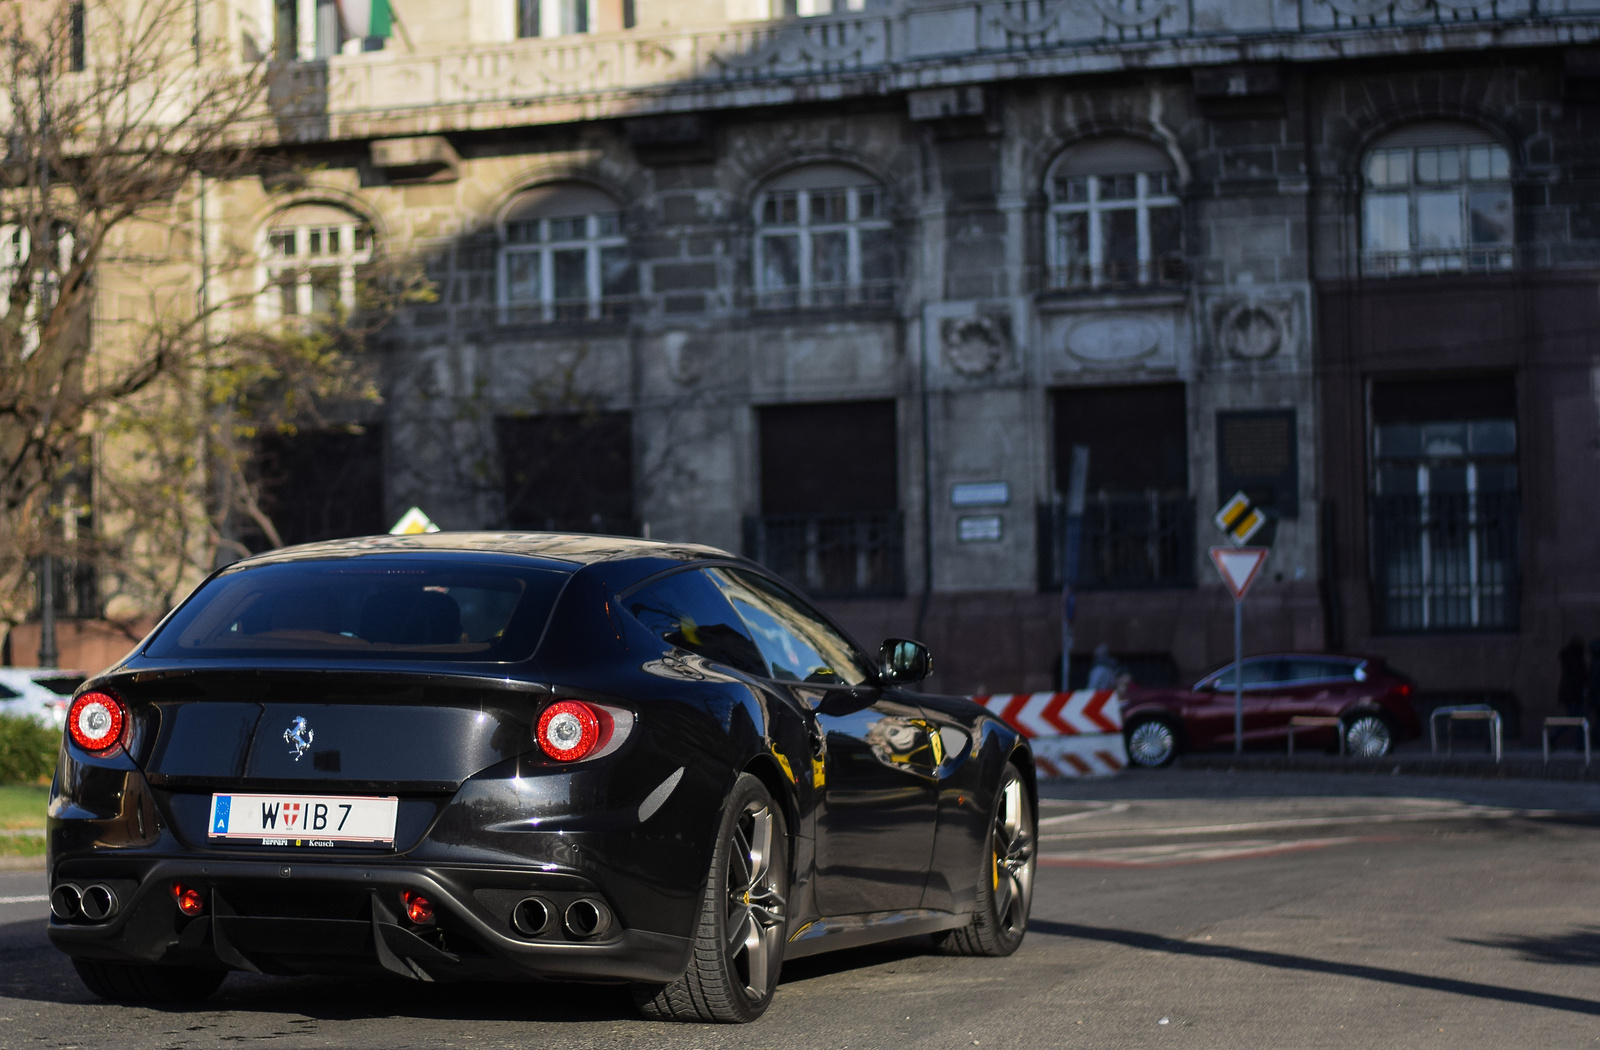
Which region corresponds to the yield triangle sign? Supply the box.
[1209,546,1269,601]
[389,507,440,535]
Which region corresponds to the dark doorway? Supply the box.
[254,424,386,548]
[498,412,637,535]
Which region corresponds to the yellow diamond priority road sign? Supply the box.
[1213,490,1266,546]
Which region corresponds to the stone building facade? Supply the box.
[184,0,1600,733]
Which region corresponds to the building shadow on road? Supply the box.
[1456,927,1600,968]
[1030,919,1600,1017]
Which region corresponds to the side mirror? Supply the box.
[878,638,932,686]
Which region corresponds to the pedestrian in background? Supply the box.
[1553,636,1587,750]
[1087,643,1121,691]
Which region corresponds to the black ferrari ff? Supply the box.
[47,534,1037,1022]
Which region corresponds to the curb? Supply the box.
[1176,752,1600,782]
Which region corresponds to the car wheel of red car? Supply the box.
[1125,717,1179,768]
[1344,712,1394,758]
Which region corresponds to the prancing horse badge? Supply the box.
[284,717,315,761]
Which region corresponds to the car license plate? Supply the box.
[207,793,399,847]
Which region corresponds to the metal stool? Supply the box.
[1287,716,1345,756]
[1430,704,1503,762]
[1542,717,1591,765]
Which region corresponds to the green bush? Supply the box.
[0,715,60,785]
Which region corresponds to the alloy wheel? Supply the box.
[990,774,1035,937]
[1345,715,1393,758]
[726,802,786,1000]
[1128,720,1175,767]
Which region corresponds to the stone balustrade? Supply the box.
[271,0,1600,138]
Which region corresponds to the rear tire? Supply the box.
[631,773,789,1023]
[72,959,226,1004]
[1125,716,1180,768]
[933,763,1035,957]
[1344,712,1395,758]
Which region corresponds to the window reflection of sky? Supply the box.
[708,569,870,686]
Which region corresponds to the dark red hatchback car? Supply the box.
[1120,654,1421,767]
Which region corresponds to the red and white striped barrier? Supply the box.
[970,690,1127,778]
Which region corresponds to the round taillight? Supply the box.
[67,691,126,753]
[536,700,601,762]
[170,882,204,917]
[403,891,434,925]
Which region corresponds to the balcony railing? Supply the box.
[287,0,1600,133]
[1045,258,1186,293]
[1371,491,1518,633]
[1361,247,1516,277]
[744,511,905,599]
[1038,493,1196,591]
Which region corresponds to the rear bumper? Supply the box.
[46,856,692,985]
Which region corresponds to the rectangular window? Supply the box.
[1102,209,1138,286]
[1369,376,1518,633]
[68,2,85,71]
[1216,409,1298,519]
[1045,384,1193,590]
[749,401,902,598]
[498,412,636,534]
[250,425,387,550]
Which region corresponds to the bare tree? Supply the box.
[0,0,427,646]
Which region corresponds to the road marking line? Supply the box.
[1038,807,1551,841]
[1038,803,1130,826]
[1039,835,1386,868]
[0,894,46,904]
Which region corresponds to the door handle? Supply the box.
[806,719,826,758]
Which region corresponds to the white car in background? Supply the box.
[0,668,87,728]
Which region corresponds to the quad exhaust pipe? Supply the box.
[508,896,611,939]
[50,883,118,922]
[563,898,611,939]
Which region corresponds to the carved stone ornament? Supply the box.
[940,314,1011,377]
[1063,316,1163,366]
[1214,299,1294,362]
[660,330,700,386]
[991,0,1175,33]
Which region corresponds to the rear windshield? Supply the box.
[146,557,569,662]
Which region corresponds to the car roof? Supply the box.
[221,532,736,571]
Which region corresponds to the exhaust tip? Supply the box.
[50,884,82,921]
[510,897,553,937]
[80,884,118,922]
[564,898,611,939]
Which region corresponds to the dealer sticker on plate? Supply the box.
[207,793,399,847]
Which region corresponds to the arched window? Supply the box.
[261,203,373,321]
[1362,123,1512,275]
[754,164,893,309]
[1047,138,1182,291]
[499,182,631,322]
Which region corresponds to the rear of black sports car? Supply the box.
[46,544,735,990]
[46,533,1036,1022]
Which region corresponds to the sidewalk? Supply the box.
[1177,744,1600,781]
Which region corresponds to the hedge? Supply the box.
[0,715,60,785]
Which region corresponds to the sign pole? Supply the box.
[1059,445,1089,692]
[1208,543,1269,757]
[1233,594,1243,755]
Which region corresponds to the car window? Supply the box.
[146,557,569,662]
[1209,659,1285,690]
[709,568,873,686]
[0,683,18,700]
[1281,659,1356,684]
[31,674,84,696]
[624,569,769,677]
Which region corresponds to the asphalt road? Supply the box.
[6,769,1600,1049]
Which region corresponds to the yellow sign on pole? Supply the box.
[389,507,440,535]
[1212,491,1265,546]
